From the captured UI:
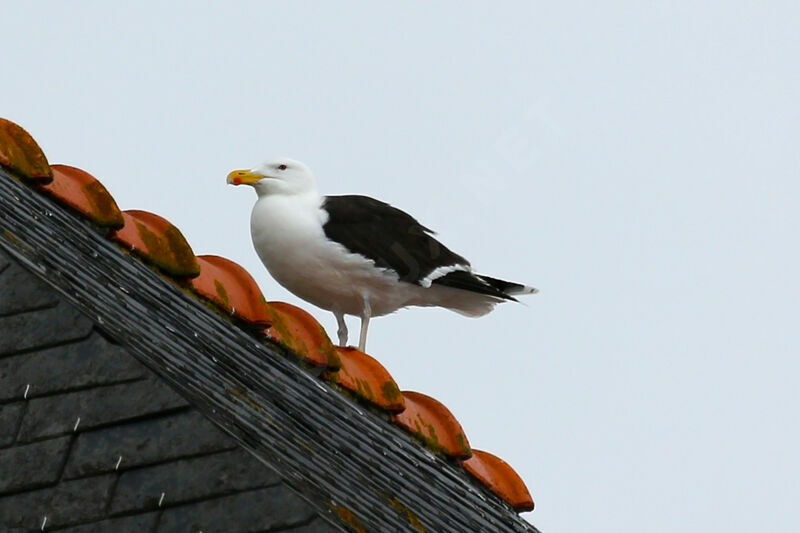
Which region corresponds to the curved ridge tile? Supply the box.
[190,255,271,327]
[462,449,535,512]
[39,165,124,228]
[110,210,200,277]
[0,118,52,181]
[264,302,340,369]
[391,391,471,459]
[326,347,405,412]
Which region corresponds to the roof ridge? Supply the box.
[0,117,539,530]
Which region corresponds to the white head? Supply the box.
[227,158,317,197]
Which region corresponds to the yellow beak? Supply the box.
[227,169,264,186]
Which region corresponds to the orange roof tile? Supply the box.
[463,449,535,512]
[325,347,405,412]
[392,391,471,459]
[110,210,200,278]
[0,118,52,182]
[265,301,340,369]
[190,255,272,328]
[39,165,124,228]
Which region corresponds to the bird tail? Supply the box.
[430,270,538,301]
[424,272,538,317]
[476,275,539,296]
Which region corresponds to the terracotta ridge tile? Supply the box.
[391,391,471,459]
[110,210,200,278]
[462,449,535,512]
[38,164,124,228]
[189,255,272,328]
[324,347,405,412]
[0,118,52,182]
[264,302,340,369]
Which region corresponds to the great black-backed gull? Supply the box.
[227,158,537,352]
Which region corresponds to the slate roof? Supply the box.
[0,117,541,532]
[0,248,339,532]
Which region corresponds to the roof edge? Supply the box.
[0,167,541,533]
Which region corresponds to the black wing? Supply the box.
[322,195,468,284]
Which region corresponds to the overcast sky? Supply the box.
[3,2,799,531]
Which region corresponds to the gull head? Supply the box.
[227,158,317,197]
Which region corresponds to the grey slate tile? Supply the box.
[0,260,59,316]
[0,302,93,356]
[0,402,24,447]
[0,474,115,530]
[18,377,188,442]
[0,332,146,402]
[0,436,70,495]
[111,448,282,515]
[54,512,159,533]
[64,410,236,479]
[157,485,316,533]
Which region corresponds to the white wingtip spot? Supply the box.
[508,284,539,295]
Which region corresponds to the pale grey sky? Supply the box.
[3,2,799,531]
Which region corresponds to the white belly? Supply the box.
[250,194,416,317]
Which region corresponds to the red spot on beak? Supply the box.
[233,177,242,185]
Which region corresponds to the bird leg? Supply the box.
[358,297,371,352]
[334,312,348,347]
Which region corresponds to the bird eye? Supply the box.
[278,164,287,170]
